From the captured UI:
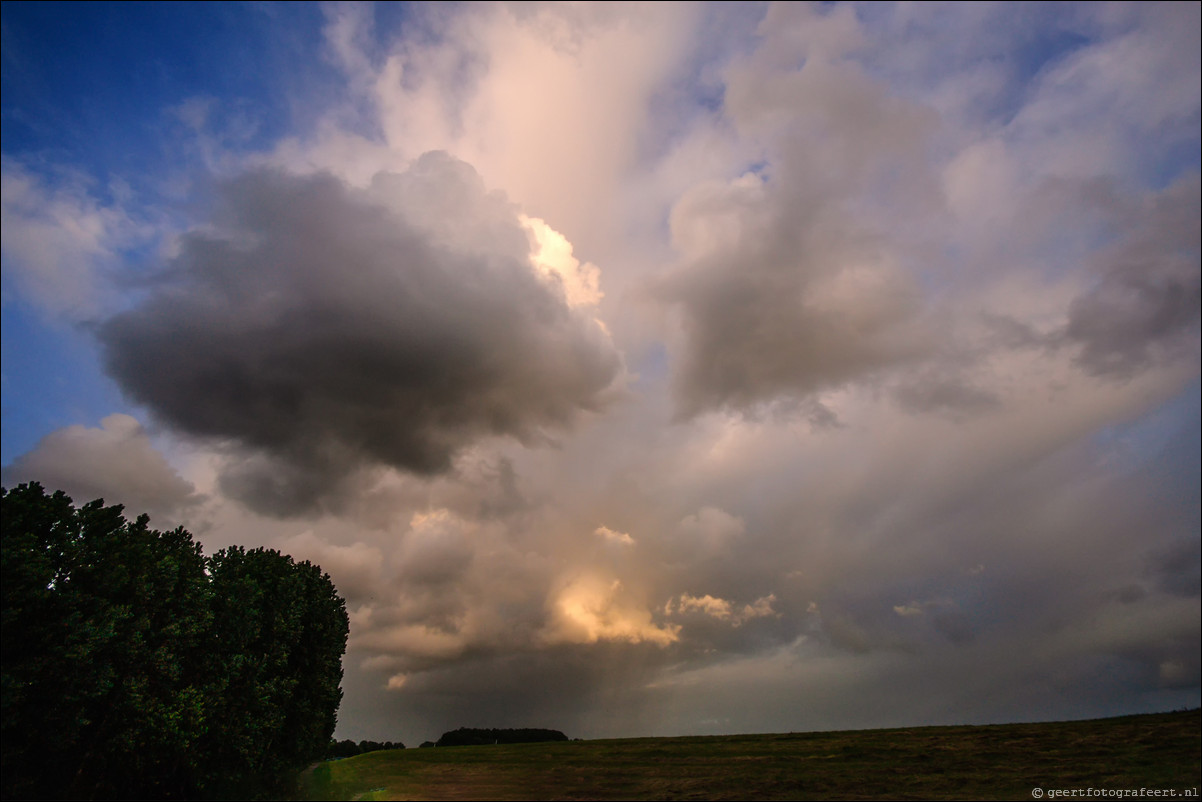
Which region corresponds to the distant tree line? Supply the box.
[434,728,569,747]
[1,483,350,800]
[326,739,405,759]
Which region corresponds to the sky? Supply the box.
[2,1,1199,745]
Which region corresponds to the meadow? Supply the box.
[299,708,1200,800]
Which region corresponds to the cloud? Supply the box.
[98,153,623,515]
[892,602,925,618]
[673,593,733,619]
[657,6,939,418]
[931,609,975,645]
[395,509,475,586]
[272,530,383,604]
[1,414,200,520]
[1064,175,1201,378]
[544,576,679,647]
[676,507,745,550]
[661,173,931,418]
[193,1,1202,744]
[1,161,144,319]
[523,215,603,308]
[594,525,635,546]
[4,1,1199,746]
[891,368,1001,418]
[891,599,974,645]
[670,592,778,627]
[1148,536,1201,599]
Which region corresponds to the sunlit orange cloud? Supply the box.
[594,525,635,546]
[669,593,779,627]
[522,214,603,308]
[544,575,679,647]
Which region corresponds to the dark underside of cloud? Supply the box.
[99,154,621,516]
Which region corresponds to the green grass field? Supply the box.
[298,709,1200,801]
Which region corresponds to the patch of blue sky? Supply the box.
[741,159,769,179]
[853,2,1096,129]
[631,341,671,391]
[2,3,333,184]
[1090,377,1202,488]
[0,2,372,468]
[987,26,1094,126]
[1133,126,1202,195]
[0,300,131,465]
[631,3,761,173]
[363,2,422,58]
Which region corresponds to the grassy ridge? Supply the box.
[299,709,1200,801]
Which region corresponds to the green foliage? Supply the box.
[201,546,350,796]
[0,483,349,800]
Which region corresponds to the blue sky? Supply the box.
[2,2,1199,745]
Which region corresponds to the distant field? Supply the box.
[298,709,1200,801]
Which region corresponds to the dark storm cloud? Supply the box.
[1065,175,1201,378]
[99,154,622,515]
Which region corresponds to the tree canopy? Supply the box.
[434,728,568,747]
[1,482,350,800]
[326,739,405,759]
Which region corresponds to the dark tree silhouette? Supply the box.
[324,740,405,759]
[435,728,568,747]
